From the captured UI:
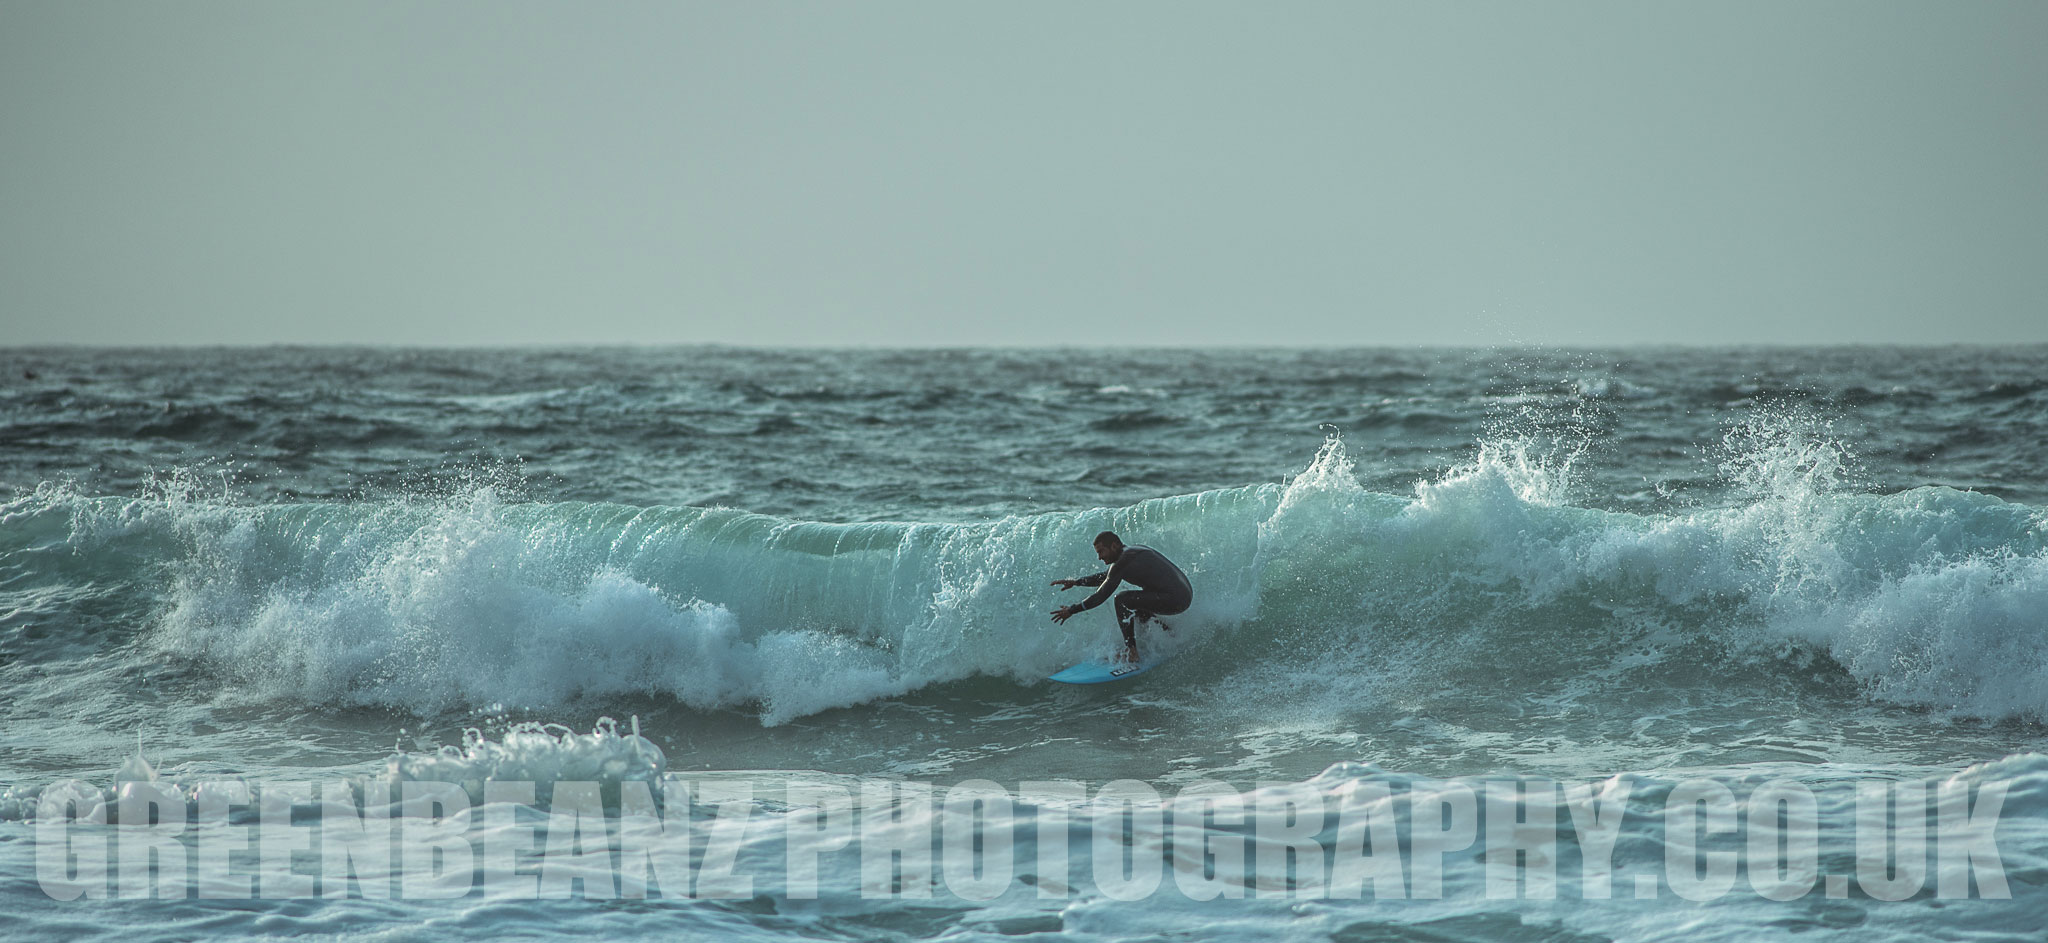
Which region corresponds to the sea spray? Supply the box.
[0,424,2033,726]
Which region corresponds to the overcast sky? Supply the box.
[3,1,2043,346]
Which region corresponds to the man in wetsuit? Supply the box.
[1050,531,1193,663]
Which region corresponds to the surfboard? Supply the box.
[1048,653,1167,684]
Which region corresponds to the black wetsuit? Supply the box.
[1071,544,1193,651]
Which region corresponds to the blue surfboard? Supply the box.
[1048,653,1167,684]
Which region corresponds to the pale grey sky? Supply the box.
[3,1,2043,346]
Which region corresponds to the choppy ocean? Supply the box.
[3,346,2045,941]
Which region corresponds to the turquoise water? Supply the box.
[3,346,2045,940]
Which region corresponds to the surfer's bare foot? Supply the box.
[1118,644,1139,664]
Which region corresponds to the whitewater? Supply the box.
[2,346,2045,941]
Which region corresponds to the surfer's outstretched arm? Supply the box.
[1071,563,1123,613]
[1050,571,1107,591]
[1051,565,1121,624]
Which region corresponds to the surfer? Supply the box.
[1050,531,1192,663]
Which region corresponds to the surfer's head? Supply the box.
[1093,530,1123,564]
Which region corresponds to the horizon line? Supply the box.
[8,340,2048,353]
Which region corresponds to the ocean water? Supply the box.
[2,345,2046,941]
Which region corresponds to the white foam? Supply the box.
[383,719,668,805]
[50,415,2046,727]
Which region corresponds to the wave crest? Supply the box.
[11,422,2047,725]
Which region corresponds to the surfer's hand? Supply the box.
[1050,605,1076,624]
[1050,579,1077,591]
